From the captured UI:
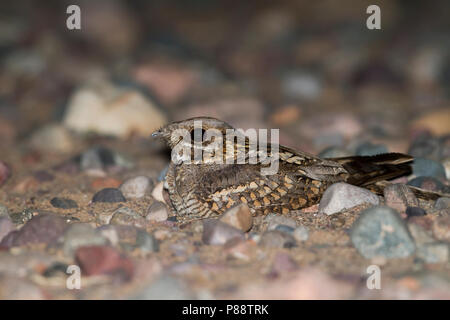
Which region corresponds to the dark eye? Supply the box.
[190,128,206,142]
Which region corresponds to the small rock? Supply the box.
[406,207,426,218]
[0,218,15,242]
[416,243,449,264]
[408,133,442,162]
[9,208,35,224]
[408,176,444,192]
[110,206,146,228]
[75,245,134,280]
[29,124,73,153]
[350,206,415,259]
[435,197,450,210]
[319,182,379,215]
[265,214,297,230]
[119,176,152,199]
[0,204,9,217]
[0,213,67,247]
[259,230,297,248]
[63,223,109,257]
[219,204,253,232]
[135,230,159,253]
[152,181,165,203]
[202,219,245,245]
[432,216,450,242]
[92,188,126,203]
[412,158,446,179]
[0,161,11,187]
[50,197,78,209]
[63,79,167,138]
[282,71,322,101]
[274,224,295,234]
[146,201,169,222]
[384,184,418,213]
[408,222,434,245]
[356,142,388,156]
[293,226,309,242]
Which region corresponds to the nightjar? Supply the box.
[152,117,437,221]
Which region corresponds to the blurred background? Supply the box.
[0,0,449,155]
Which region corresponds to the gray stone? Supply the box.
[412,158,446,179]
[435,197,450,210]
[259,230,297,248]
[135,230,159,253]
[0,217,15,242]
[220,204,253,232]
[110,206,147,228]
[50,197,78,209]
[202,219,245,245]
[416,243,449,263]
[0,204,9,218]
[146,201,169,222]
[92,188,126,203]
[406,207,426,218]
[383,184,418,213]
[265,214,297,230]
[350,206,415,259]
[319,182,379,215]
[408,176,445,192]
[63,223,108,257]
[120,176,152,199]
[293,225,309,242]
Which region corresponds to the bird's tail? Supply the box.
[330,153,447,200]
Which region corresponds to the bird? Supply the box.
[152,117,444,221]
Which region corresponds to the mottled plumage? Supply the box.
[152,117,440,221]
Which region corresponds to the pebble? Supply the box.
[350,206,415,259]
[259,230,297,248]
[62,223,109,257]
[412,158,446,179]
[0,213,67,248]
[408,133,442,161]
[29,124,73,153]
[50,197,78,209]
[319,182,379,215]
[407,176,444,192]
[356,142,388,156]
[0,217,15,242]
[405,207,426,218]
[265,214,297,230]
[63,78,167,138]
[384,184,418,213]
[132,275,193,300]
[434,197,450,210]
[146,201,169,222]
[92,188,126,203]
[0,161,11,187]
[135,230,159,253]
[432,216,450,242]
[281,71,322,101]
[119,176,152,199]
[219,204,253,232]
[0,204,9,217]
[9,208,35,224]
[274,224,295,234]
[202,219,245,245]
[110,206,146,228]
[416,243,449,264]
[293,226,309,242]
[75,245,134,280]
[151,181,165,203]
[318,146,352,159]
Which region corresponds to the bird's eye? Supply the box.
[190,128,206,142]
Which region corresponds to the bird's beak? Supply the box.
[151,130,161,138]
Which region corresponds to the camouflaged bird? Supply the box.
[152,117,442,221]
